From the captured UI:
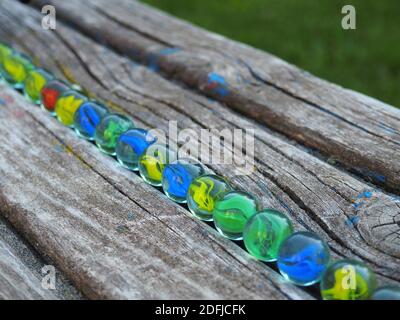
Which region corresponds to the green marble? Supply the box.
[187,174,231,221]
[320,259,377,300]
[243,209,293,261]
[94,113,134,155]
[138,144,177,186]
[371,286,400,300]
[213,191,259,240]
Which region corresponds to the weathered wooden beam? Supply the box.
[0,78,313,299]
[1,0,399,288]
[0,216,82,300]
[0,216,58,300]
[0,239,57,300]
[28,0,400,193]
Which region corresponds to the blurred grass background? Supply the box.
[141,0,399,108]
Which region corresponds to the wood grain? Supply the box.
[0,237,57,300]
[0,0,398,299]
[0,216,82,300]
[27,0,400,193]
[0,82,311,299]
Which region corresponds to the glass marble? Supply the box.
[116,129,157,171]
[277,231,330,286]
[73,101,109,140]
[162,158,206,203]
[0,52,33,89]
[0,43,12,81]
[320,259,377,300]
[23,68,53,104]
[371,286,400,300]
[187,174,232,221]
[95,113,134,155]
[213,191,259,240]
[0,43,11,62]
[41,79,70,114]
[55,90,87,127]
[243,209,293,262]
[138,144,177,186]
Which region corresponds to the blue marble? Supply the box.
[73,101,109,140]
[116,128,157,171]
[371,286,400,300]
[162,158,206,203]
[277,231,330,286]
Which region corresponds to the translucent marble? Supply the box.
[243,209,293,262]
[138,144,177,186]
[23,68,53,104]
[116,129,157,171]
[41,80,70,114]
[213,191,259,240]
[277,231,330,286]
[73,101,109,140]
[55,90,87,127]
[0,52,33,89]
[0,43,11,61]
[162,158,206,203]
[0,43,12,81]
[94,113,134,155]
[371,286,400,300]
[320,259,377,300]
[187,174,231,221]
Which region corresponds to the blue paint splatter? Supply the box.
[355,190,373,199]
[0,98,5,106]
[352,189,374,210]
[147,53,159,72]
[363,190,373,198]
[208,72,225,85]
[159,47,181,56]
[147,47,181,72]
[352,202,363,209]
[345,215,360,227]
[373,174,386,183]
[354,168,387,183]
[206,72,230,98]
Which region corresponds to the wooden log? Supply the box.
[28,0,400,193]
[0,217,82,300]
[0,0,398,299]
[0,82,311,299]
[0,218,57,300]
[0,242,56,300]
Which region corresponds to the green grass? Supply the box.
[141,0,400,108]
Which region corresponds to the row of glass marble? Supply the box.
[1,43,399,300]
